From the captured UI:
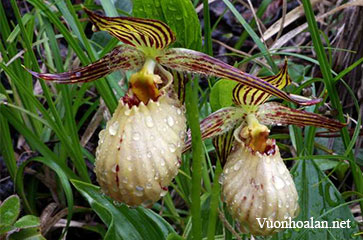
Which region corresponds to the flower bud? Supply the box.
[221,138,299,236]
[95,94,186,206]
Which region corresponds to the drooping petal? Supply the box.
[212,129,235,166]
[84,8,175,50]
[183,107,244,152]
[233,59,290,107]
[256,102,346,131]
[26,45,144,84]
[157,48,320,106]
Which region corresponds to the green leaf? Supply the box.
[167,233,185,240]
[0,195,20,226]
[133,0,202,50]
[15,157,74,235]
[209,79,237,111]
[8,228,46,240]
[275,160,359,239]
[71,179,176,240]
[0,225,15,236]
[6,13,33,43]
[14,216,40,229]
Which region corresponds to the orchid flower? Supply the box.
[184,62,346,236]
[27,9,320,106]
[27,9,321,207]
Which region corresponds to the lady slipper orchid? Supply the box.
[27,9,321,207]
[184,62,346,235]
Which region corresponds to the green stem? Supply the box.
[203,0,213,55]
[207,159,223,240]
[185,78,204,240]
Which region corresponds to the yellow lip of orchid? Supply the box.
[25,8,322,107]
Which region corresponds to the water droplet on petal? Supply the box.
[145,116,154,127]
[109,121,119,136]
[167,116,174,127]
[179,130,185,139]
[233,163,241,171]
[278,199,283,208]
[146,183,152,189]
[219,173,225,184]
[146,151,152,158]
[124,109,131,116]
[111,164,118,173]
[177,108,182,115]
[274,176,285,190]
[135,186,144,196]
[168,143,176,153]
[133,132,140,141]
[160,159,165,166]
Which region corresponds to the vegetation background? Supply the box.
[0,0,362,239]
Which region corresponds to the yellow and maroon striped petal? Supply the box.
[26,45,144,84]
[157,48,321,106]
[233,59,290,107]
[84,8,175,50]
[212,129,235,166]
[256,102,346,131]
[183,107,244,152]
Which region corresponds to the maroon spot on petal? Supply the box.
[116,165,120,172]
[264,144,276,156]
[115,174,119,187]
[250,178,255,185]
[122,93,141,107]
[243,196,247,201]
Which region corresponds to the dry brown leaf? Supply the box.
[262,0,320,41]
[80,103,106,147]
[271,0,363,49]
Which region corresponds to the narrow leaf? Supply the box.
[25,45,144,84]
[84,8,175,50]
[157,48,321,106]
[256,102,346,131]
